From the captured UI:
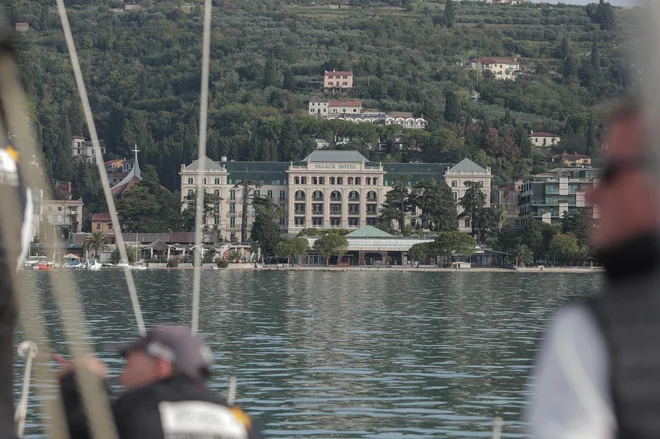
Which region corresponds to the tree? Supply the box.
[494,205,507,233]
[263,54,277,88]
[433,232,476,267]
[562,209,592,248]
[549,233,580,265]
[458,181,486,240]
[378,176,413,235]
[585,112,597,156]
[409,179,457,232]
[234,180,262,242]
[513,244,533,267]
[180,190,222,232]
[276,237,309,265]
[110,245,137,264]
[523,219,545,261]
[283,67,296,90]
[251,197,282,257]
[408,242,433,266]
[313,232,349,266]
[598,0,615,31]
[443,89,461,124]
[84,232,109,258]
[444,0,455,28]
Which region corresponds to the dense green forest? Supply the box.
[5,0,638,230]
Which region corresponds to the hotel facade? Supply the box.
[179,151,491,240]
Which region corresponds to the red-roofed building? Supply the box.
[54,181,73,200]
[328,99,362,115]
[469,57,520,80]
[91,212,122,235]
[529,132,561,148]
[15,22,29,33]
[324,70,353,90]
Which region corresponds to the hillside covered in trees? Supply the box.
[5,0,638,222]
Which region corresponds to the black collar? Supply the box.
[596,232,660,284]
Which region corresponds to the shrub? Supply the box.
[167,259,179,268]
[216,260,229,268]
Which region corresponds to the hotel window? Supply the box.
[230,190,236,200]
[349,218,358,227]
[348,177,354,185]
[230,204,236,214]
[295,217,304,226]
[452,180,457,187]
[188,189,194,196]
[214,190,220,198]
[366,177,372,185]
[301,177,307,184]
[330,177,335,185]
[280,217,286,226]
[355,177,361,185]
[465,219,471,228]
[367,218,376,226]
[453,192,457,201]
[230,217,236,228]
[280,190,286,201]
[215,178,220,185]
[373,178,378,185]
[331,218,340,227]
[267,190,273,198]
[203,178,207,184]
[295,176,300,184]
[337,177,343,185]
[188,178,193,184]
[254,190,260,198]
[313,217,323,226]
[312,177,318,185]
[214,216,220,225]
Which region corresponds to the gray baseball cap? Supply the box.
[118,325,213,380]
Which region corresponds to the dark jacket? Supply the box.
[60,373,263,439]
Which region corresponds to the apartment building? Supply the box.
[529,132,561,148]
[517,168,599,226]
[71,136,106,164]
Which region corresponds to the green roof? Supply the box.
[303,150,368,162]
[224,162,289,185]
[382,163,453,184]
[346,226,394,238]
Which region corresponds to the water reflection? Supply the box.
[15,271,601,438]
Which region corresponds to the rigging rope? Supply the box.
[191,0,213,335]
[15,341,37,438]
[55,0,146,337]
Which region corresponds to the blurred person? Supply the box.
[0,19,34,438]
[60,325,263,439]
[526,102,660,438]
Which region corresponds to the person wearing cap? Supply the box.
[59,325,263,439]
[526,102,660,438]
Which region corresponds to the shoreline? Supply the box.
[116,263,604,274]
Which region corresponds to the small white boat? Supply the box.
[83,259,102,271]
[130,264,147,271]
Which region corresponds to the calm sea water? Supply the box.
[15,271,602,438]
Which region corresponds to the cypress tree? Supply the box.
[444,0,455,29]
[443,89,461,124]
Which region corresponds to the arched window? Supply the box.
[366,177,372,185]
[348,177,354,185]
[373,178,378,185]
[355,177,362,185]
[295,190,305,201]
[451,180,457,187]
[313,190,323,201]
[366,191,377,202]
[301,177,307,184]
[330,177,335,185]
[331,191,342,202]
[319,177,325,185]
[349,191,359,201]
[295,176,300,185]
[337,177,343,185]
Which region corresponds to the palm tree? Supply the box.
[495,205,507,233]
[513,244,533,267]
[84,231,110,259]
